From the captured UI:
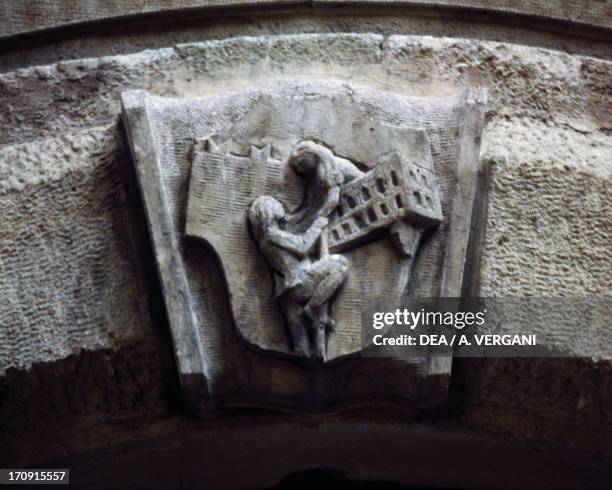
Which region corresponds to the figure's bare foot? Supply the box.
[323,313,336,331]
[311,348,324,362]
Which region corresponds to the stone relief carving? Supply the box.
[121,80,486,412]
[247,141,442,361]
[248,194,347,361]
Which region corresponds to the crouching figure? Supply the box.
[248,195,348,361]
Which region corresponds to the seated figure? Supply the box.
[248,195,348,361]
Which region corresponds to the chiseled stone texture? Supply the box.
[0,32,608,375]
[0,31,610,458]
[480,117,611,296]
[0,128,153,375]
[456,118,612,457]
[1,0,611,38]
[1,34,611,141]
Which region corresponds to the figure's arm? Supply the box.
[267,217,327,256]
[320,185,341,217]
[338,157,365,182]
[319,158,364,217]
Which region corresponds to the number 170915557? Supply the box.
[1,470,68,485]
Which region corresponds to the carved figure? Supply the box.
[248,141,367,361]
[288,141,365,225]
[248,140,444,361]
[248,195,348,361]
[124,82,486,408]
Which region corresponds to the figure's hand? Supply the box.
[314,216,329,229]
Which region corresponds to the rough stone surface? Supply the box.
[0,338,180,467]
[1,34,610,146]
[480,121,611,297]
[3,33,608,368]
[2,13,611,75]
[1,1,611,38]
[454,357,612,460]
[0,127,154,376]
[0,24,610,468]
[453,114,612,458]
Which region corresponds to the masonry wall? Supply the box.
[0,2,610,488]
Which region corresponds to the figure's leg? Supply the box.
[282,296,323,362]
[308,255,349,307]
[281,300,309,358]
[304,255,349,327]
[311,320,327,362]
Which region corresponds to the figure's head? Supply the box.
[288,141,333,176]
[248,196,286,238]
